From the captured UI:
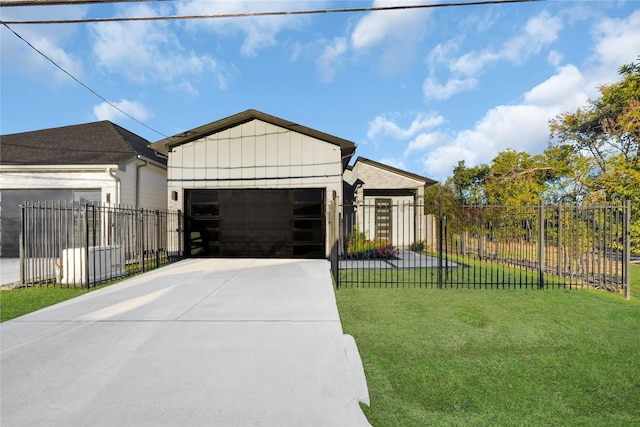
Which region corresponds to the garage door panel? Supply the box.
[186,189,324,259]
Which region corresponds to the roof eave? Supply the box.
[151,110,358,163]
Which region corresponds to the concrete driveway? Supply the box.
[1,258,370,427]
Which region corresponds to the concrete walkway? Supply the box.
[0,258,20,288]
[1,258,370,427]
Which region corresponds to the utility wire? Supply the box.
[1,24,169,137]
[1,0,539,138]
[0,0,172,6]
[0,0,542,24]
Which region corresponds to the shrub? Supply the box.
[344,227,399,260]
[409,241,425,252]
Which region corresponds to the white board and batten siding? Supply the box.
[117,161,168,209]
[167,119,344,256]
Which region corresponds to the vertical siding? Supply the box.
[138,164,168,210]
[167,118,344,256]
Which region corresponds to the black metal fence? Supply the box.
[336,200,631,298]
[20,202,184,287]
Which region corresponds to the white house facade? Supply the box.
[0,121,168,257]
[343,157,437,248]
[152,110,356,259]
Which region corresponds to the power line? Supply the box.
[1,24,169,137]
[0,0,168,6]
[0,0,542,25]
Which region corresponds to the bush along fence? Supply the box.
[19,201,185,288]
[336,200,631,298]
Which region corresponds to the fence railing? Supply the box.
[336,200,631,298]
[20,202,184,287]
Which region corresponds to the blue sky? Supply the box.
[1,1,638,181]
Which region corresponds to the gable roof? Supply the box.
[0,121,166,167]
[354,157,438,186]
[151,109,357,169]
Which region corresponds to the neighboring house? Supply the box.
[343,157,437,248]
[151,109,356,259]
[0,121,167,257]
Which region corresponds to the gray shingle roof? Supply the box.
[354,157,438,186]
[0,121,166,167]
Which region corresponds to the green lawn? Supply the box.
[0,285,107,322]
[336,263,640,427]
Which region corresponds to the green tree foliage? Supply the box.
[549,59,639,250]
[447,152,554,205]
[438,59,638,252]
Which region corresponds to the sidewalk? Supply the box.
[1,258,371,427]
[0,258,20,288]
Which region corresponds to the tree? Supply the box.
[548,58,639,251]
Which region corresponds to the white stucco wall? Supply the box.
[167,119,344,256]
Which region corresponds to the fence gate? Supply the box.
[336,200,631,298]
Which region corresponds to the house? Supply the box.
[151,109,356,259]
[151,109,437,259]
[1,110,436,260]
[343,157,437,248]
[0,121,168,257]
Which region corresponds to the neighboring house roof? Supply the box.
[151,109,357,169]
[353,157,438,186]
[0,121,166,167]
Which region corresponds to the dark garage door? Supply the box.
[185,188,325,259]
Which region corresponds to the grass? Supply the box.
[0,258,180,322]
[0,286,100,322]
[335,263,640,427]
[339,254,599,291]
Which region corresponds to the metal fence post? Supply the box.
[437,198,443,289]
[537,202,545,289]
[155,209,161,269]
[84,204,90,289]
[624,200,631,299]
[139,208,145,272]
[19,204,26,286]
[557,204,563,278]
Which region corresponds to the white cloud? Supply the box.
[586,10,640,85]
[423,76,477,101]
[90,4,224,90]
[524,64,586,108]
[0,6,86,84]
[450,50,498,76]
[419,65,590,180]
[447,10,562,77]
[417,8,639,181]
[350,0,430,73]
[367,112,445,140]
[93,99,152,122]
[547,50,563,67]
[316,37,348,83]
[175,1,317,56]
[500,10,563,63]
[350,0,428,50]
[405,131,450,155]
